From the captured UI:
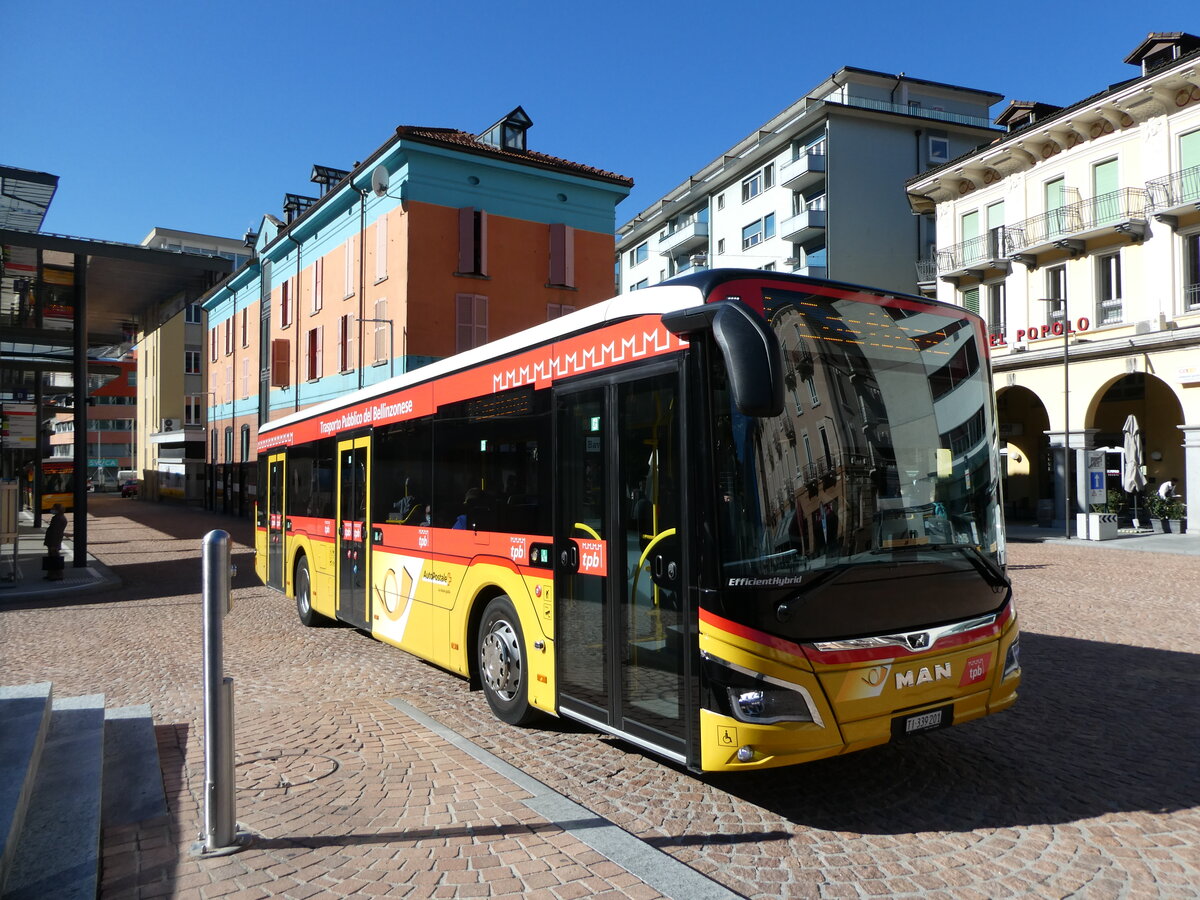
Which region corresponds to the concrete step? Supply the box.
[0,684,53,897]
[2,694,106,900]
[102,705,167,827]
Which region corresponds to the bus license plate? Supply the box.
[894,705,952,737]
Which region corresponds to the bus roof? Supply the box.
[259,283,705,436]
[258,270,971,438]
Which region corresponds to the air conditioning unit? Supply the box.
[161,418,178,433]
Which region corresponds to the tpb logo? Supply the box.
[578,540,606,576]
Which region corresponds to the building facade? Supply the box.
[616,68,1002,296]
[201,108,631,515]
[47,360,136,489]
[134,229,252,503]
[907,32,1200,533]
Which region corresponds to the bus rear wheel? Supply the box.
[295,556,326,627]
[478,596,539,726]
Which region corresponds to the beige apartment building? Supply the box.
[134,228,250,502]
[907,32,1200,533]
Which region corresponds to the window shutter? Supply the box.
[271,338,291,386]
[549,223,575,287]
[375,215,388,281]
[474,295,488,347]
[312,258,323,312]
[374,299,388,362]
[316,326,324,377]
[456,293,473,352]
[962,287,980,314]
[345,238,355,297]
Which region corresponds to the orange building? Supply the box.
[201,109,631,515]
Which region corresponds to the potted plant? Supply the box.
[1161,498,1186,534]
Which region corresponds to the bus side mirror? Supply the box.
[663,300,784,417]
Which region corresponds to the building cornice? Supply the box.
[907,50,1200,209]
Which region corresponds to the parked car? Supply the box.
[120,479,138,498]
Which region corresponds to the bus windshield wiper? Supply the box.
[872,542,1010,590]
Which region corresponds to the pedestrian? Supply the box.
[43,502,67,581]
[1158,477,1177,500]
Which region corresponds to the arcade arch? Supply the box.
[995,385,1050,522]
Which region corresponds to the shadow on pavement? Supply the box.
[706,631,1198,834]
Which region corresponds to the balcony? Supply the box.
[657,216,709,256]
[936,229,1008,279]
[1004,188,1148,259]
[780,149,826,191]
[837,95,993,129]
[1146,164,1200,225]
[916,258,937,286]
[1185,282,1200,313]
[780,205,826,243]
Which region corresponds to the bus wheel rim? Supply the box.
[298,568,310,614]
[482,620,520,700]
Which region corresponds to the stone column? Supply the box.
[1179,424,1200,535]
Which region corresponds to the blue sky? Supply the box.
[8,1,1200,245]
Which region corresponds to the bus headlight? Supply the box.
[703,651,824,727]
[728,686,815,724]
[1002,636,1020,679]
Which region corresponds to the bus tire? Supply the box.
[295,556,326,627]
[478,595,539,726]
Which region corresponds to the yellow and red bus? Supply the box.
[39,459,76,512]
[254,270,1019,772]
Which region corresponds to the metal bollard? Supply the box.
[190,529,251,857]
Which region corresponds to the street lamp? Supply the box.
[1038,294,1071,539]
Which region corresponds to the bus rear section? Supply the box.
[40,460,75,511]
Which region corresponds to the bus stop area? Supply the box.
[0,509,120,597]
[2,496,1198,899]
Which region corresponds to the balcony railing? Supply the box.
[1004,188,1148,255]
[780,201,826,244]
[916,258,937,283]
[1146,164,1200,214]
[836,95,993,129]
[657,214,709,256]
[936,228,1007,275]
[780,149,826,191]
[1185,282,1200,312]
[1076,188,1147,231]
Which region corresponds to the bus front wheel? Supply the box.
[478,596,539,726]
[295,556,326,627]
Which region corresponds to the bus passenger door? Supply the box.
[266,452,286,591]
[336,436,371,630]
[555,366,690,764]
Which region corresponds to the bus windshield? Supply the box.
[713,285,1003,597]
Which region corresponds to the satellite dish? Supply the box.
[370,165,390,198]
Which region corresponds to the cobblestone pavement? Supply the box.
[2,497,1198,899]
